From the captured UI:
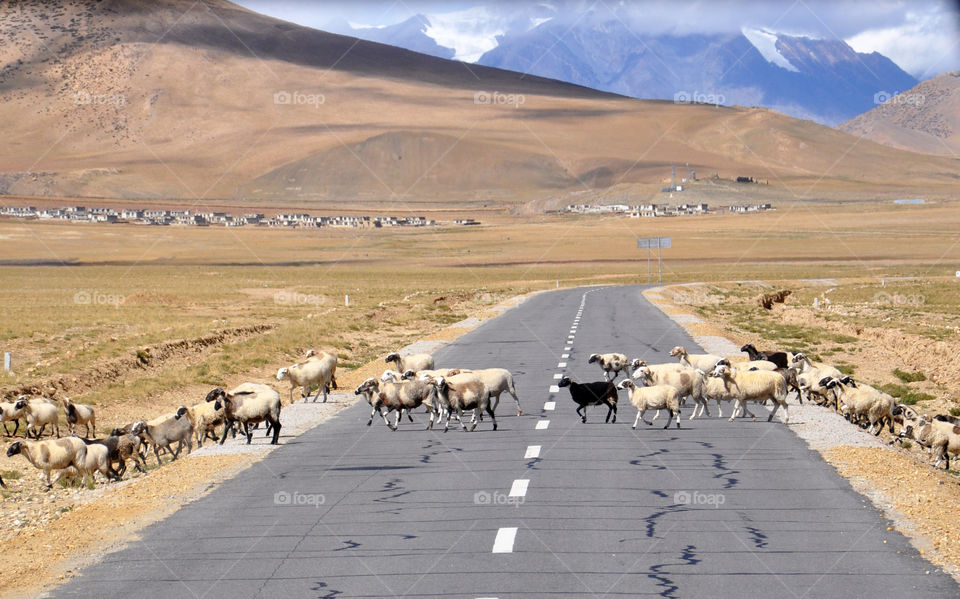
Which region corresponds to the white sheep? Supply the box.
[711,364,789,423]
[588,353,632,380]
[385,352,434,374]
[0,400,24,436]
[898,408,960,469]
[62,396,96,438]
[14,396,60,439]
[186,400,226,447]
[205,383,282,444]
[823,377,895,435]
[632,364,698,418]
[6,437,88,488]
[617,379,681,429]
[441,368,522,417]
[426,374,495,432]
[277,350,338,403]
[691,368,738,418]
[792,353,842,406]
[138,406,195,465]
[669,346,722,372]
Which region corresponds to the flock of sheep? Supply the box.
[563,344,958,470]
[0,349,339,490]
[3,338,956,492]
[355,343,958,472]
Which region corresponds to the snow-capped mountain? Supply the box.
[332,9,917,125]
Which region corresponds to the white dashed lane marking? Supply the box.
[557,362,567,367]
[561,353,569,358]
[549,385,560,393]
[492,527,518,553]
[524,445,541,459]
[536,420,550,430]
[544,401,555,410]
[553,373,563,379]
[509,479,530,497]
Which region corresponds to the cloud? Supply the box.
[847,8,960,78]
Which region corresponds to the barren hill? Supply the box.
[0,0,956,207]
[838,71,960,156]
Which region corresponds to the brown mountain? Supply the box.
[0,0,956,207]
[838,71,960,156]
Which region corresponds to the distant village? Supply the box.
[0,205,486,229]
[564,202,774,217]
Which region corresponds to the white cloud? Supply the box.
[846,9,960,78]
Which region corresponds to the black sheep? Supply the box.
[558,376,617,423]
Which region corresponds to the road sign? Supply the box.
[637,237,671,249]
[637,238,671,283]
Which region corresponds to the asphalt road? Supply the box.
[50,286,958,598]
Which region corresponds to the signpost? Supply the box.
[637,237,671,284]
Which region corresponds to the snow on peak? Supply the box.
[742,27,799,72]
[423,6,504,63]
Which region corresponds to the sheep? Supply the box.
[617,379,681,429]
[14,396,60,439]
[740,344,790,369]
[6,437,88,488]
[588,353,632,381]
[822,377,895,435]
[425,374,495,432]
[691,368,739,418]
[792,353,843,407]
[669,346,722,372]
[355,377,439,430]
[137,406,194,465]
[99,426,149,476]
[186,400,226,448]
[557,376,617,423]
[632,364,699,418]
[711,364,788,423]
[205,383,282,445]
[277,350,338,403]
[71,442,121,485]
[385,352,434,374]
[62,397,96,438]
[436,368,522,417]
[0,400,23,436]
[897,408,960,469]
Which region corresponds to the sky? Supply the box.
[235,0,960,79]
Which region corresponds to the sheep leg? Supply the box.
[394,409,403,430]
[767,400,782,422]
[728,400,741,422]
[486,402,497,431]
[219,420,235,445]
[650,410,660,423]
[269,418,281,445]
[664,409,675,429]
[406,409,414,423]
[632,410,642,429]
[607,402,616,424]
[381,408,396,430]
[577,405,587,423]
[640,408,653,426]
